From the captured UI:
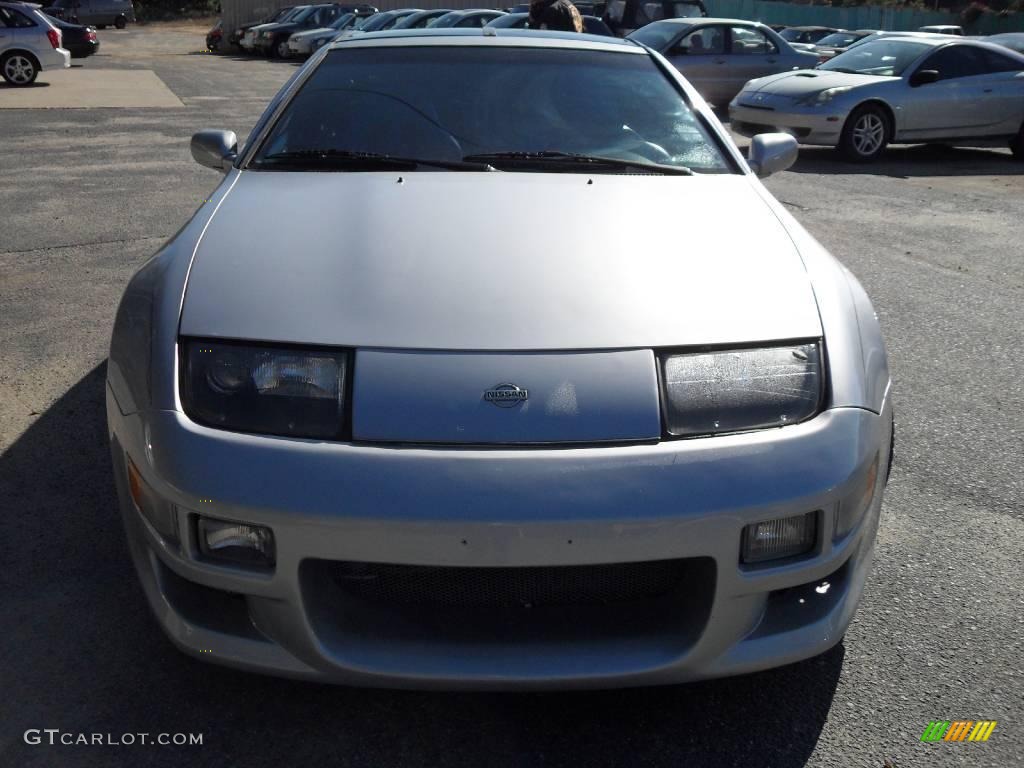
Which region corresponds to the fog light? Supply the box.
[741,512,817,564]
[126,456,178,544]
[197,517,275,568]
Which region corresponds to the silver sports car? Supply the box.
[107,29,893,689]
[730,37,1024,162]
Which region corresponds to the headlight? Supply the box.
[659,343,823,437]
[181,339,348,439]
[795,86,853,107]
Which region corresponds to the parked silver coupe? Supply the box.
[629,18,819,105]
[730,37,1024,161]
[107,29,893,688]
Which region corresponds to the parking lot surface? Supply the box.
[1,23,1022,768]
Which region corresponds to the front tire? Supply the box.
[838,104,890,163]
[274,39,290,59]
[1,52,39,86]
[114,15,127,29]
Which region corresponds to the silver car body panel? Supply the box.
[730,39,1024,147]
[107,31,893,688]
[179,173,822,351]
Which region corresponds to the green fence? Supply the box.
[710,0,1024,33]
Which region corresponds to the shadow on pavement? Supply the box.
[789,144,1022,178]
[1,363,842,768]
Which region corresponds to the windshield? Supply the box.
[779,28,802,41]
[818,39,930,76]
[291,6,320,22]
[428,12,463,26]
[252,47,730,173]
[814,32,860,48]
[330,12,354,29]
[361,12,400,31]
[628,21,691,50]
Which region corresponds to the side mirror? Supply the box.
[191,129,238,171]
[909,69,939,87]
[747,132,798,178]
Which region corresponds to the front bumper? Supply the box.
[109,384,891,689]
[729,99,848,147]
[287,37,313,55]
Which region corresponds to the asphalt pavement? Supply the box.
[0,23,1021,768]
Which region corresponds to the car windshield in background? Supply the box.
[815,32,860,48]
[818,39,930,76]
[628,21,691,50]
[251,47,730,173]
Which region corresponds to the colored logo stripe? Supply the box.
[969,721,997,742]
[920,721,997,743]
[944,721,973,741]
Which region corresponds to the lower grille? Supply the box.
[332,559,691,609]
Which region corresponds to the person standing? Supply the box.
[527,0,584,32]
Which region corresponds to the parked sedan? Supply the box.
[779,26,841,46]
[918,25,962,36]
[110,28,893,689]
[428,9,506,27]
[1,0,69,85]
[810,29,877,61]
[730,37,1024,161]
[334,8,420,39]
[241,5,308,52]
[46,12,98,58]
[255,3,347,58]
[486,11,613,35]
[231,5,297,49]
[629,18,818,105]
[287,9,373,56]
[392,8,452,28]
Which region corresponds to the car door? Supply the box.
[725,25,785,97]
[901,45,997,139]
[973,48,1024,134]
[0,5,38,53]
[664,24,729,103]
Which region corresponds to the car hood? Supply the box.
[741,69,895,96]
[258,21,303,33]
[180,172,822,350]
[290,26,333,39]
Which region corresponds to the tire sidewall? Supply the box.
[840,104,890,163]
[114,15,127,29]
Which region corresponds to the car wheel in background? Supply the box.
[838,104,890,163]
[1,52,39,86]
[275,39,291,59]
[1011,123,1024,161]
[114,15,127,29]
[97,24,107,29]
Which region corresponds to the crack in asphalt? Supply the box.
[0,234,168,257]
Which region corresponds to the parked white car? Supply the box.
[0,0,69,85]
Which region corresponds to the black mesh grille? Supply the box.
[332,559,690,609]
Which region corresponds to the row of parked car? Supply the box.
[200,4,1024,163]
[204,3,616,58]
[0,0,103,86]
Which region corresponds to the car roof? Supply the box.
[328,27,640,51]
[785,25,839,31]
[641,17,768,27]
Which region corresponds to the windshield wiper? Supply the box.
[824,67,861,74]
[461,151,693,175]
[254,149,494,171]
